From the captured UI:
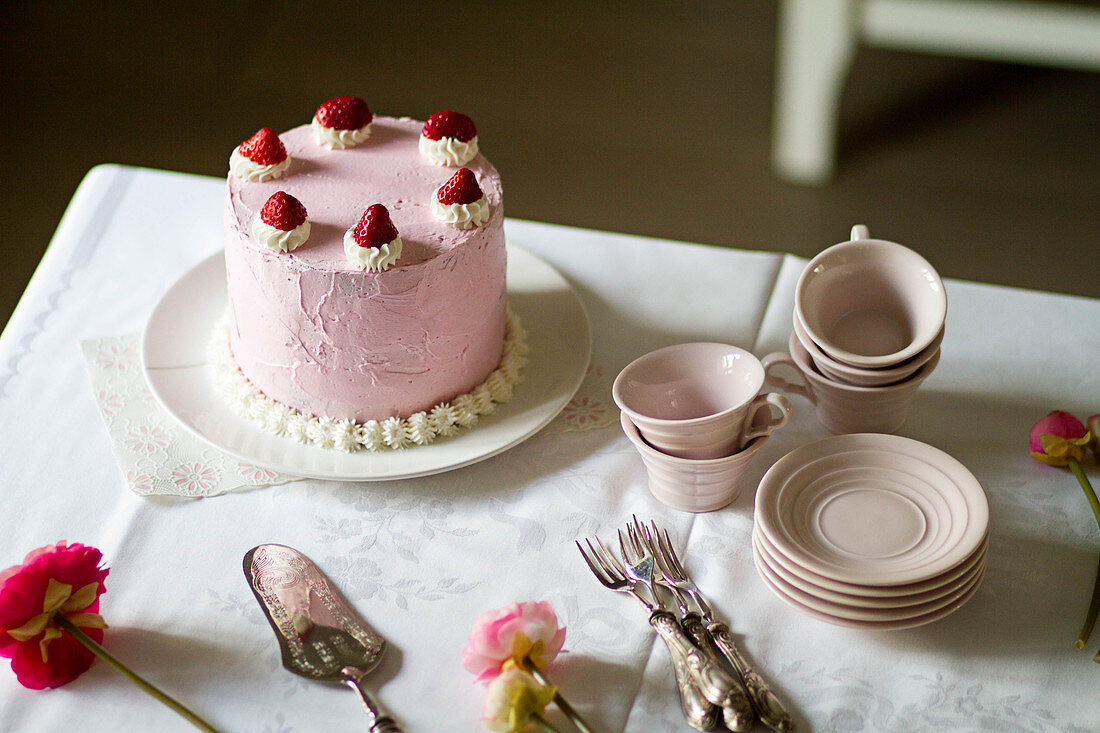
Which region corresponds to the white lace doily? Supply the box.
[81,335,297,497]
[208,310,528,452]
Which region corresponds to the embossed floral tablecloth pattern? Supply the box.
[1,165,1099,732]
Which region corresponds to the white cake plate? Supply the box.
[141,244,591,481]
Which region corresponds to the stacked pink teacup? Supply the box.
[613,343,792,512]
[763,226,946,434]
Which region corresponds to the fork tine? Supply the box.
[576,540,613,586]
[659,528,687,579]
[633,516,658,557]
[647,520,661,550]
[620,527,645,564]
[629,514,647,549]
[585,539,621,583]
[632,524,649,558]
[617,528,633,563]
[592,537,627,580]
[584,538,612,576]
[645,520,676,576]
[631,522,654,563]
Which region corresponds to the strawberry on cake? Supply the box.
[214,97,525,451]
[312,95,373,150]
[230,127,290,182]
[419,110,479,166]
[252,192,310,252]
[431,168,491,230]
[344,204,403,272]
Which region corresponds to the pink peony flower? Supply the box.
[480,661,557,733]
[463,601,567,683]
[1029,410,1091,467]
[0,542,108,690]
[1029,412,1100,655]
[0,543,219,730]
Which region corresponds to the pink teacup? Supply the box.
[792,313,943,387]
[613,343,792,460]
[795,225,947,369]
[762,332,940,434]
[621,412,771,512]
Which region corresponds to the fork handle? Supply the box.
[679,613,755,731]
[668,612,752,731]
[650,611,752,729]
[707,621,793,733]
[648,611,719,730]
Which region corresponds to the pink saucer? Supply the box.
[753,528,987,608]
[754,434,988,586]
[753,541,984,630]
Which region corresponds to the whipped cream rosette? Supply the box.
[230,127,290,182]
[312,95,373,149]
[344,203,402,271]
[252,191,310,252]
[419,110,479,166]
[431,168,489,229]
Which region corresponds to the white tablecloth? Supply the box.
[1,165,1098,732]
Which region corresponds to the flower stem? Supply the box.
[1076,553,1100,649]
[531,711,565,733]
[1069,458,1100,651]
[523,657,596,733]
[54,615,221,733]
[1069,458,1100,530]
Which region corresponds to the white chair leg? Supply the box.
[772,0,859,185]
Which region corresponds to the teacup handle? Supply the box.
[761,352,816,404]
[851,224,870,240]
[740,393,792,447]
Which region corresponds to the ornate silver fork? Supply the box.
[618,529,754,733]
[650,522,794,733]
[575,538,718,731]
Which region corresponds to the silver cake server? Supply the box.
[244,544,403,733]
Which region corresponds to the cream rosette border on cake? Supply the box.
[208,309,527,451]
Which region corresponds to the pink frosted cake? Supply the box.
[213,101,525,451]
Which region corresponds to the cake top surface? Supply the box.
[226,115,502,269]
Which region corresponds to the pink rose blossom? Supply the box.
[462,601,567,683]
[0,542,108,690]
[1029,410,1091,466]
[0,544,219,728]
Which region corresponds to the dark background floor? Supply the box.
[3,2,1098,332]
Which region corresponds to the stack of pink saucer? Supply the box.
[752,434,988,630]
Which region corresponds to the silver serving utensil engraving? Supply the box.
[244,544,403,733]
[652,525,793,733]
